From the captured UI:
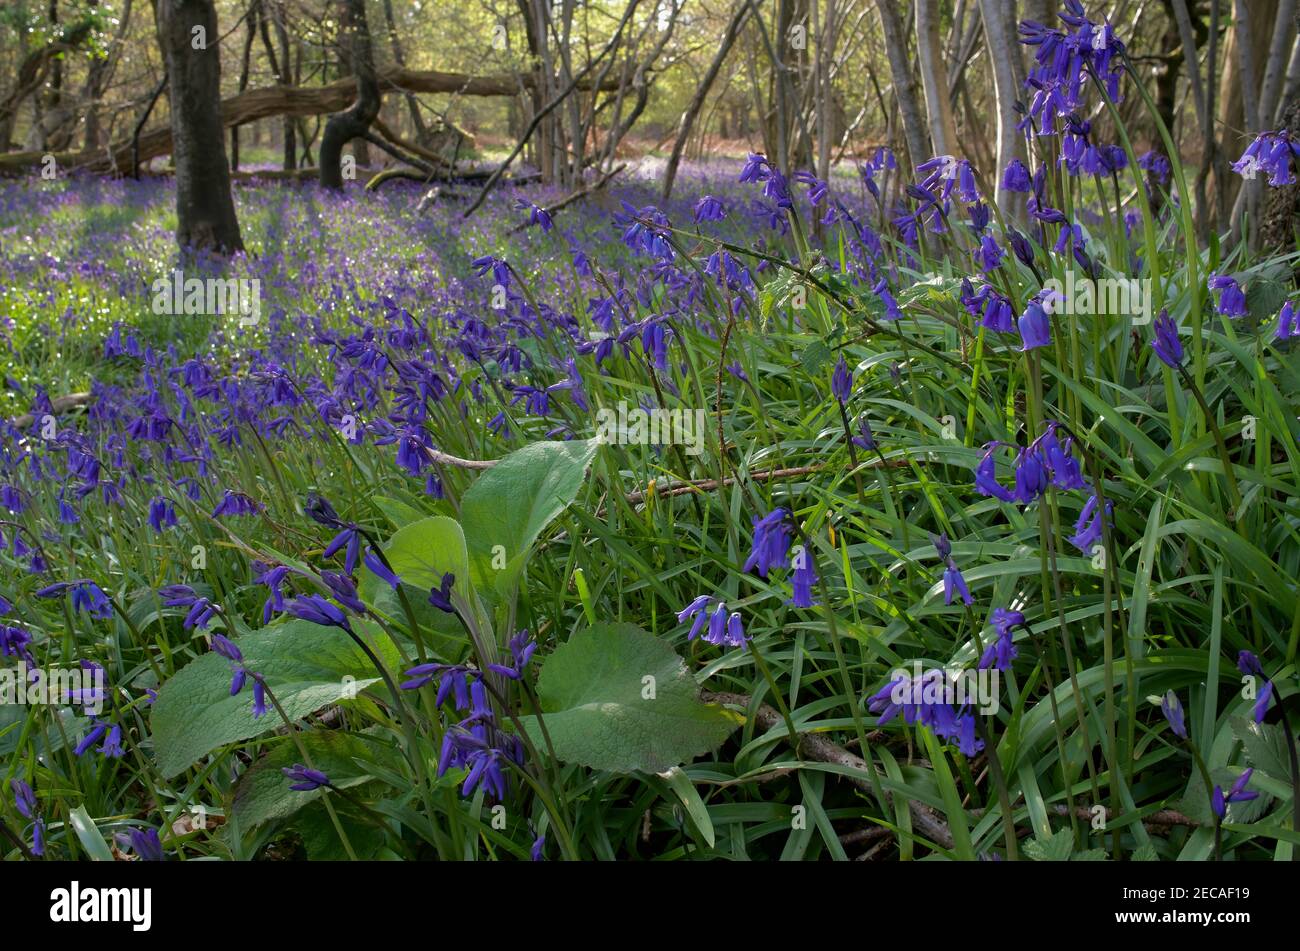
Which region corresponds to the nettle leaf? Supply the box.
[799,339,832,376]
[1246,278,1288,323]
[230,730,390,827]
[151,619,399,778]
[1231,715,1293,785]
[517,622,743,774]
[459,438,597,604]
[1024,828,1074,861]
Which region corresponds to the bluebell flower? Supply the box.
[1012,447,1049,504]
[930,532,952,560]
[115,826,164,861]
[974,444,1015,502]
[979,608,1024,671]
[515,199,553,232]
[428,572,456,613]
[1254,679,1274,724]
[1151,309,1184,367]
[487,629,538,680]
[1002,158,1032,192]
[304,492,343,527]
[1017,292,1054,350]
[1069,493,1111,553]
[212,490,261,518]
[1036,424,1086,490]
[943,561,972,606]
[1274,301,1298,341]
[10,778,43,856]
[1212,768,1259,819]
[1008,229,1035,267]
[363,548,401,590]
[1160,689,1187,739]
[1231,130,1299,186]
[285,594,352,632]
[743,508,791,578]
[283,764,331,791]
[831,355,852,404]
[148,496,177,532]
[693,195,726,223]
[1208,273,1248,318]
[789,545,818,608]
[323,524,362,574]
[851,416,877,451]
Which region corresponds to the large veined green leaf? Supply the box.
[151,619,399,778]
[459,438,597,604]
[360,515,471,656]
[368,515,468,591]
[517,622,743,774]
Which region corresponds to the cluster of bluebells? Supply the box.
[10,778,44,856]
[868,668,983,758]
[677,595,747,649]
[401,630,537,800]
[1019,0,1126,136]
[1231,130,1300,187]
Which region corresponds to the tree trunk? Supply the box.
[979,0,1024,214]
[874,0,929,170]
[662,0,750,200]
[915,0,958,157]
[319,0,380,189]
[155,0,244,253]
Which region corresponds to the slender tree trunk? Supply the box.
[231,0,260,171]
[154,0,243,253]
[979,0,1024,214]
[916,0,958,157]
[319,0,379,189]
[874,0,929,169]
[662,1,750,200]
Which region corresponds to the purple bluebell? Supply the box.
[743,508,791,578]
[1151,309,1184,367]
[831,355,852,404]
[943,562,972,607]
[693,195,726,223]
[487,629,538,680]
[115,826,164,861]
[974,444,1015,502]
[1231,130,1299,186]
[790,544,818,608]
[283,764,331,791]
[1208,273,1248,318]
[1017,293,1053,350]
[363,548,401,589]
[979,608,1024,671]
[1212,768,1259,820]
[148,496,177,532]
[1160,690,1187,739]
[428,572,456,613]
[285,594,352,632]
[1012,447,1049,504]
[1274,301,1298,341]
[212,490,261,517]
[1002,159,1032,192]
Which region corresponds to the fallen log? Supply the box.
[9,391,93,430]
[0,67,619,177]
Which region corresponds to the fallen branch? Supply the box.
[9,392,93,430]
[0,67,621,178]
[509,163,627,234]
[703,689,955,851]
